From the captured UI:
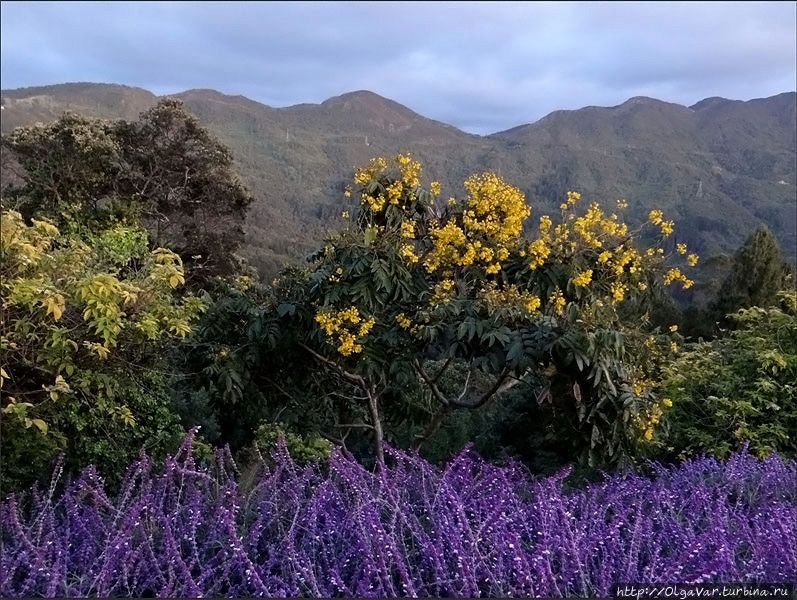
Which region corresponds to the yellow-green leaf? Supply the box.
[32,419,48,434]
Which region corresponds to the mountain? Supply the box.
[2,83,795,278]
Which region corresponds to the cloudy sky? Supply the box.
[1,1,795,134]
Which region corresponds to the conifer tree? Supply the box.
[712,225,792,324]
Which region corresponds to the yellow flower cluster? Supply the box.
[353,158,386,187]
[462,172,529,245]
[610,282,627,303]
[641,397,673,440]
[528,239,551,270]
[478,282,541,313]
[400,222,415,239]
[573,269,593,287]
[400,244,419,263]
[649,210,663,225]
[660,220,674,236]
[386,180,403,204]
[396,153,421,188]
[687,253,699,266]
[430,279,456,306]
[362,192,386,212]
[328,266,344,282]
[676,243,687,255]
[424,172,527,275]
[315,306,375,356]
[549,288,566,315]
[664,267,694,289]
[424,222,467,272]
[354,157,387,185]
[395,313,412,329]
[430,181,441,196]
[233,275,250,291]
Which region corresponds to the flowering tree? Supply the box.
[251,155,698,464]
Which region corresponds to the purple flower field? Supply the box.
[2,430,795,598]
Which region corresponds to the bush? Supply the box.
[658,291,797,459]
[2,432,794,597]
[0,210,206,491]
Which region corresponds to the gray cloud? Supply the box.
[1,1,795,134]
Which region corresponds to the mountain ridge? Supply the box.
[2,82,795,280]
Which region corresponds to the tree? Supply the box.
[209,155,696,466]
[2,99,253,282]
[711,225,792,324]
[0,209,207,490]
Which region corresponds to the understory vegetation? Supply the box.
[1,101,795,596]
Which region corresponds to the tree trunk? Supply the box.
[366,388,385,464]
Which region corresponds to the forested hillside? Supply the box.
[2,84,794,280]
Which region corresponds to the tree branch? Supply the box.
[412,405,451,452]
[413,359,450,407]
[298,342,367,388]
[447,368,511,409]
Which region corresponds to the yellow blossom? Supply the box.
[396,153,421,187]
[649,210,663,225]
[524,295,541,312]
[539,215,552,235]
[400,221,415,239]
[669,325,678,332]
[610,282,626,303]
[386,180,403,204]
[354,157,387,185]
[676,243,687,254]
[549,288,566,315]
[430,181,441,196]
[687,253,699,266]
[528,239,550,270]
[573,269,593,287]
[400,244,419,263]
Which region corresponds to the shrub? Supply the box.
[2,431,794,597]
[0,209,206,491]
[658,291,797,459]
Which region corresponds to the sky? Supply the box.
[1,1,795,135]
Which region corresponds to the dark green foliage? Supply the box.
[711,226,793,324]
[1,372,186,493]
[2,99,253,280]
